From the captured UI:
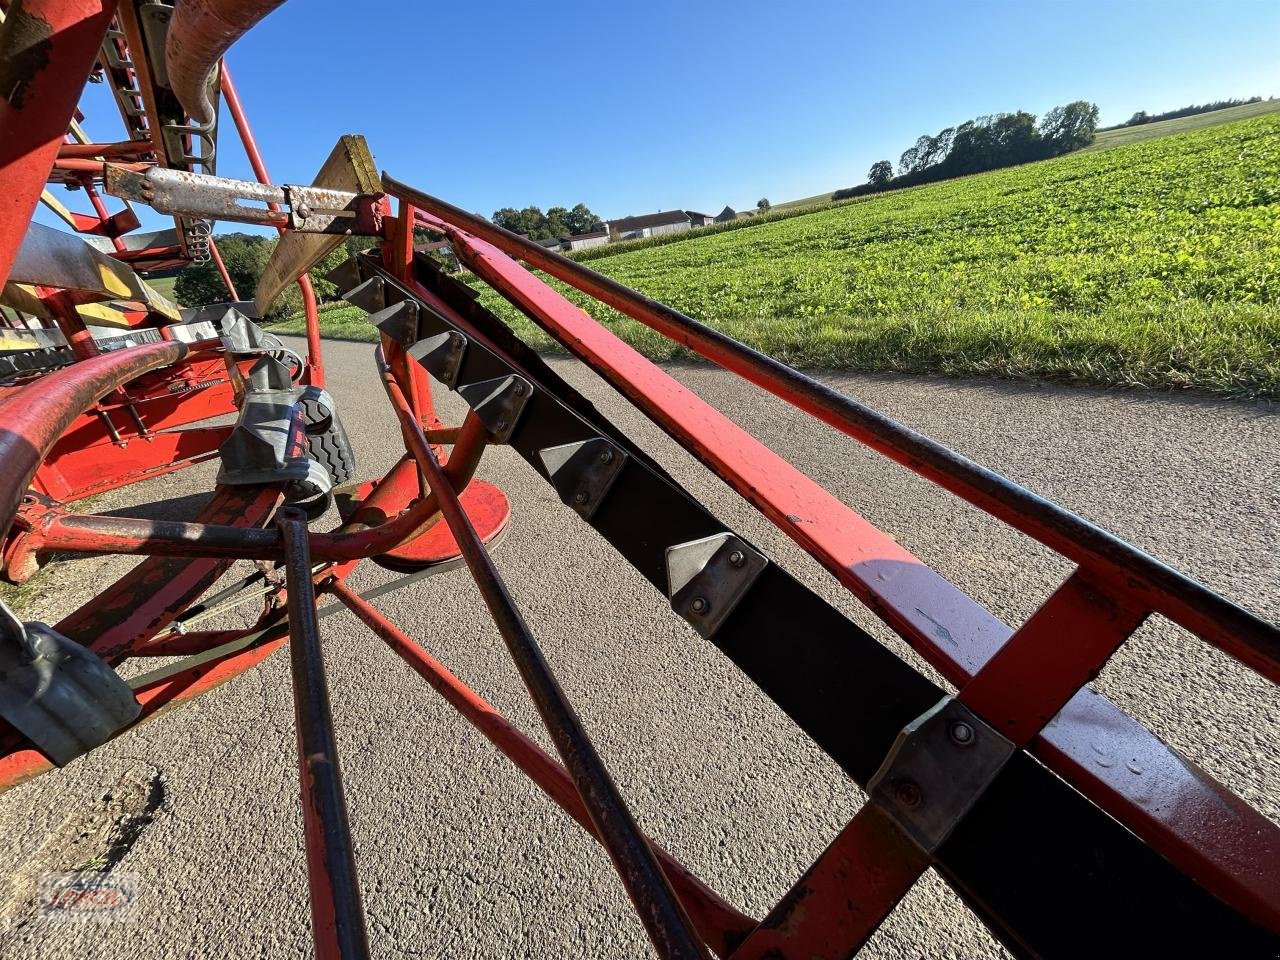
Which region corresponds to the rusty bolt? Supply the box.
[949,721,975,746]
[296,203,312,220]
[728,550,746,568]
[690,596,710,614]
[894,779,923,808]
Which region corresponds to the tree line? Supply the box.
[174,233,383,318]
[836,101,1099,201]
[1113,96,1264,129]
[491,204,603,240]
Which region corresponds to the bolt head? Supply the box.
[728,550,746,568]
[894,779,923,808]
[513,382,526,396]
[599,449,614,465]
[949,721,975,746]
[573,490,588,504]
[495,417,508,432]
[690,596,709,614]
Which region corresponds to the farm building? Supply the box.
[685,210,716,227]
[562,229,609,252]
[607,210,691,241]
[714,206,737,222]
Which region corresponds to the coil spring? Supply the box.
[185,219,213,265]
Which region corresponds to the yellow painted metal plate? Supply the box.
[254,134,381,315]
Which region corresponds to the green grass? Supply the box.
[773,99,1280,210]
[271,111,1280,397]
[145,274,179,299]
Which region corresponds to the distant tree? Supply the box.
[563,203,603,235]
[756,198,771,212]
[867,160,893,186]
[174,232,350,319]
[1038,100,1099,153]
[1118,96,1262,129]
[492,202,603,239]
[175,233,270,312]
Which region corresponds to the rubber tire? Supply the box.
[297,392,356,488]
[308,412,356,487]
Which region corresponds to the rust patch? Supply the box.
[0,7,55,110]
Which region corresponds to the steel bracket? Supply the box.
[368,301,419,346]
[457,375,531,444]
[408,331,467,388]
[342,276,386,313]
[665,533,768,638]
[0,603,140,766]
[539,438,628,519]
[868,695,1016,853]
[324,256,366,293]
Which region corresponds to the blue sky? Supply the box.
[56,0,1280,234]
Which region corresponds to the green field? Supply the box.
[774,100,1280,210]
[145,273,179,299]
[1084,99,1280,152]
[271,110,1280,397]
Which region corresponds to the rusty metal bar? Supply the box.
[278,507,371,960]
[328,579,755,956]
[391,178,1279,684]
[377,361,708,960]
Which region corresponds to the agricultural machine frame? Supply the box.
[0,2,1276,957]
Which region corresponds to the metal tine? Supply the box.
[375,354,708,960]
[277,507,371,960]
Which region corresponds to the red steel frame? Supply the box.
[0,3,1277,958]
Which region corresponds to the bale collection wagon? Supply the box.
[0,2,1276,957]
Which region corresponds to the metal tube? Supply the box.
[0,338,196,539]
[278,507,370,960]
[389,177,1279,685]
[33,409,490,561]
[328,579,755,956]
[377,366,708,960]
[207,234,240,301]
[219,64,324,387]
[164,0,286,125]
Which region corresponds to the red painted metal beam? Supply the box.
[0,338,214,540]
[392,178,1279,685]
[0,0,117,287]
[415,210,1280,931]
[729,807,929,959]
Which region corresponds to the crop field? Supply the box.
[272,111,1280,397]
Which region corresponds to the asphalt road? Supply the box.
[1,337,1276,958]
